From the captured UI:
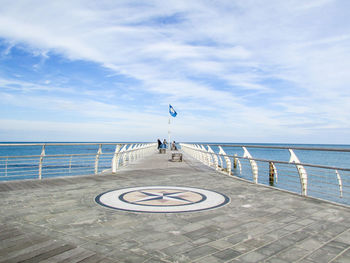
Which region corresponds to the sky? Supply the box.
[0,0,349,143]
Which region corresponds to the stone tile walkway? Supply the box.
[0,150,349,262]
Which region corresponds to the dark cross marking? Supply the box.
[134,191,193,204]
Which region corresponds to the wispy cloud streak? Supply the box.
[0,0,349,143]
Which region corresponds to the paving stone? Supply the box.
[240,238,268,250]
[305,248,340,263]
[145,250,174,262]
[186,212,226,224]
[255,236,296,257]
[273,245,310,262]
[283,230,310,242]
[334,231,350,245]
[39,247,95,263]
[231,243,256,254]
[161,242,195,255]
[191,236,215,245]
[0,238,54,262]
[292,258,315,263]
[210,239,234,250]
[143,257,168,263]
[193,255,223,263]
[212,248,241,261]
[264,228,291,240]
[297,238,324,251]
[283,223,303,231]
[225,233,250,245]
[236,251,267,262]
[324,240,349,251]
[332,248,350,263]
[107,249,150,263]
[265,258,290,263]
[183,245,219,260]
[80,241,116,255]
[298,218,316,226]
[180,222,204,232]
[84,255,117,263]
[141,239,176,251]
[204,229,231,240]
[21,244,76,263]
[184,226,219,240]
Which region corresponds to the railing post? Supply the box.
[134,144,138,160]
[243,147,258,183]
[141,144,145,158]
[195,144,200,161]
[196,144,201,161]
[133,144,138,161]
[207,146,219,170]
[127,144,134,163]
[39,144,46,180]
[219,146,231,175]
[112,145,121,174]
[269,162,275,186]
[200,145,207,164]
[289,149,308,196]
[95,144,102,175]
[233,154,237,169]
[130,144,135,162]
[120,144,127,166]
[135,144,140,160]
[335,170,343,198]
[217,152,223,170]
[205,145,213,166]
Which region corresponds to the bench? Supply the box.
[171,152,183,162]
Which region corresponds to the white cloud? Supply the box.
[0,0,349,143]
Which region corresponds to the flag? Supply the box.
[169,104,177,117]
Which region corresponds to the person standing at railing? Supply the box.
[157,139,162,149]
[171,141,177,151]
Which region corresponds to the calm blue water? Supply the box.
[1,142,350,170]
[0,143,119,156]
[0,143,121,181]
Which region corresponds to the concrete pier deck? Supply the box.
[0,150,349,263]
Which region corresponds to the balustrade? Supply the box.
[180,143,350,206]
[0,142,156,180]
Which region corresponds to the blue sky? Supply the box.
[0,0,350,143]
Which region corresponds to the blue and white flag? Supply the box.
[169,104,177,117]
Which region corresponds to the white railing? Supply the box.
[0,143,156,180]
[180,143,350,206]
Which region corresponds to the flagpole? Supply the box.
[168,104,177,151]
[168,117,171,150]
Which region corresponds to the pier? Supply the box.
[0,150,350,262]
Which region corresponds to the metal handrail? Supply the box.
[193,143,350,152]
[180,143,350,206]
[181,146,350,172]
[0,142,149,146]
[0,153,98,159]
[0,142,157,180]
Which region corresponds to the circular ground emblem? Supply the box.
[95,186,230,213]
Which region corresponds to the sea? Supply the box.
[0,142,349,206]
[1,142,349,166]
